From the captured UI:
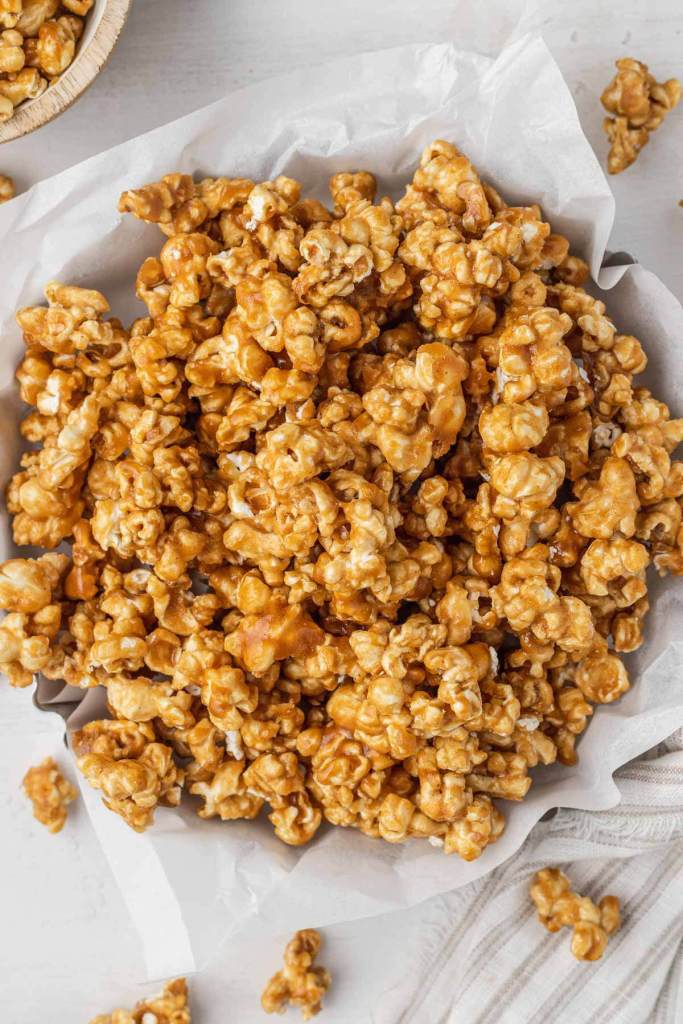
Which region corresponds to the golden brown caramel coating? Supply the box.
[22,756,77,833]
[72,719,183,832]
[601,58,681,173]
[2,138,680,861]
[262,929,331,1020]
[0,173,14,201]
[89,977,190,1024]
[530,868,621,961]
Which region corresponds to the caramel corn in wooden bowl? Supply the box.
[0,0,131,144]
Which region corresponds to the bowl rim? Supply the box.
[0,0,132,145]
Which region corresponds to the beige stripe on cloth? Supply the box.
[375,729,683,1024]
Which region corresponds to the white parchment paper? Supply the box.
[2,35,683,980]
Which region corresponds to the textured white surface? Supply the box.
[1,1,682,1021]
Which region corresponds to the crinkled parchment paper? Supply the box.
[1,33,682,980]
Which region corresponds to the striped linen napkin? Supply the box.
[375,728,683,1024]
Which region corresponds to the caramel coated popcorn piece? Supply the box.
[444,794,505,859]
[72,720,184,832]
[530,868,621,961]
[0,1,23,31]
[3,137,681,860]
[0,173,14,202]
[17,2,60,38]
[0,553,68,686]
[89,977,190,1024]
[601,58,681,173]
[262,929,331,1020]
[22,756,77,833]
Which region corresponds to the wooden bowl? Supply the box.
[0,0,132,144]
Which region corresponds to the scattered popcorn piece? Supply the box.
[601,58,681,173]
[22,755,77,833]
[0,173,14,202]
[530,867,621,961]
[88,977,190,1024]
[262,929,331,1020]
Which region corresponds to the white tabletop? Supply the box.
[1,1,682,1020]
